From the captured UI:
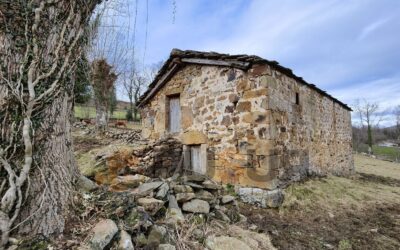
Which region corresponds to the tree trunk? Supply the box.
[96,102,109,132]
[0,1,100,245]
[367,124,373,154]
[17,92,77,236]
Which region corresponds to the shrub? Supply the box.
[126,109,133,121]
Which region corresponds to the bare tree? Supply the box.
[354,99,383,154]
[0,1,99,247]
[122,70,146,120]
[91,59,118,132]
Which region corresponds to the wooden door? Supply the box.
[190,145,205,174]
[169,96,181,133]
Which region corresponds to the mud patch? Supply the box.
[240,203,400,250]
[357,172,400,187]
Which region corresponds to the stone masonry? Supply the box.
[138,49,353,189]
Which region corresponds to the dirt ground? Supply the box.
[241,155,400,250]
[72,131,400,250]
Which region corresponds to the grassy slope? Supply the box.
[242,155,400,249]
[355,153,400,179]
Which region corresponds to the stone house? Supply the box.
[137,49,353,189]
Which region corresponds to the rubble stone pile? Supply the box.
[129,137,183,178]
[103,129,142,143]
[76,174,255,250]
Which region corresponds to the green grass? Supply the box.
[355,143,400,162]
[74,105,140,120]
[372,145,400,160]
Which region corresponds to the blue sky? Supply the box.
[111,0,400,125]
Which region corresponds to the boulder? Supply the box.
[173,185,193,193]
[118,230,134,250]
[221,195,235,204]
[137,198,165,215]
[77,175,98,192]
[158,244,176,250]
[156,183,170,199]
[165,195,185,224]
[182,199,210,214]
[205,236,251,250]
[202,180,221,190]
[176,193,196,203]
[110,174,149,191]
[89,219,118,250]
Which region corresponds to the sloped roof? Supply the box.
[138,49,351,111]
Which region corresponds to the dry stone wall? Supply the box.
[141,63,353,189]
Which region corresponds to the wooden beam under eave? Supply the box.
[137,64,180,107]
[181,58,250,70]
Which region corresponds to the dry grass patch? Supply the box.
[355,153,400,180]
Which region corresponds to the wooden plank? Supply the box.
[169,96,181,133]
[137,64,179,107]
[181,58,250,70]
[190,145,204,174]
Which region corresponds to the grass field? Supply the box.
[74,105,140,120]
[372,145,400,161]
[356,143,400,162]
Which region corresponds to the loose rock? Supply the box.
[148,225,167,246]
[182,199,210,214]
[118,230,134,250]
[158,244,176,250]
[77,175,98,192]
[137,197,165,215]
[156,183,170,199]
[205,236,251,250]
[165,195,185,224]
[173,185,193,193]
[136,181,164,196]
[202,180,220,190]
[89,219,118,250]
[221,195,235,204]
[183,174,207,183]
[176,192,196,203]
[110,174,149,191]
[195,190,215,202]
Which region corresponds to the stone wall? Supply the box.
[140,63,353,189]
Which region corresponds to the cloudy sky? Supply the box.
[110,0,400,125]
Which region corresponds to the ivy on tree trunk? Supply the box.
[0,1,100,247]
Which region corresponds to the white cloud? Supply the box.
[358,17,391,40]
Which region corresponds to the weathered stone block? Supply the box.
[236,101,252,112]
[243,89,268,99]
[181,131,207,144]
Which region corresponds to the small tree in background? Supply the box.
[354,99,383,154]
[91,59,117,132]
[74,56,93,105]
[109,85,117,117]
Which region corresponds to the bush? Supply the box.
[126,109,133,121]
